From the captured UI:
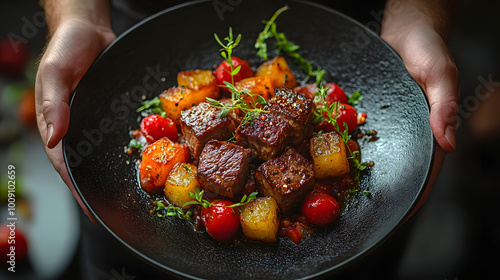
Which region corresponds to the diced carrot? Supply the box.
[139,137,190,193]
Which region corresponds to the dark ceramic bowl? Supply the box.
[63,0,434,279]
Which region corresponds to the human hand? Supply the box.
[380,1,460,214]
[35,13,115,222]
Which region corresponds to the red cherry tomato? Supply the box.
[0,223,28,263]
[320,103,358,135]
[201,199,240,242]
[140,114,178,143]
[0,39,30,79]
[283,227,302,244]
[213,57,254,93]
[293,84,318,100]
[301,192,340,226]
[325,83,348,104]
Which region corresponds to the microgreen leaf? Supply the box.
[348,91,363,105]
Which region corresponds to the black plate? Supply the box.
[63,0,434,279]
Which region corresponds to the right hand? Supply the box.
[35,17,115,223]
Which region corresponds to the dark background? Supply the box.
[1,0,498,279]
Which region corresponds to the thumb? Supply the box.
[36,60,72,148]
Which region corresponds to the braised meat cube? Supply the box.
[180,102,236,159]
[268,87,315,145]
[197,140,252,198]
[235,112,291,161]
[255,148,315,214]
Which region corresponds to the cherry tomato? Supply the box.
[201,199,240,242]
[301,192,340,226]
[140,114,178,143]
[0,223,28,263]
[213,57,254,93]
[325,83,348,104]
[320,103,358,135]
[0,39,30,79]
[293,84,318,100]
[283,227,302,244]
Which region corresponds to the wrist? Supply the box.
[381,0,457,45]
[41,0,112,37]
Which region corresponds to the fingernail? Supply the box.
[444,125,456,150]
[46,123,54,147]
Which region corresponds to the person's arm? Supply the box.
[36,0,116,222]
[381,0,460,214]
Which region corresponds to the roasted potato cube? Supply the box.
[160,72,220,124]
[164,163,198,208]
[255,56,297,89]
[177,69,216,91]
[235,77,275,108]
[310,132,350,178]
[240,196,280,243]
[139,137,190,193]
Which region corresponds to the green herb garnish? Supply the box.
[256,5,325,85]
[183,186,258,209]
[128,138,145,150]
[348,91,363,105]
[137,96,166,117]
[209,29,269,120]
[153,200,193,221]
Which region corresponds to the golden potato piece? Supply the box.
[235,76,275,108]
[159,85,220,124]
[310,131,350,178]
[164,163,198,208]
[177,69,216,91]
[255,56,297,89]
[239,196,280,243]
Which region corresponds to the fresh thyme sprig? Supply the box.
[152,199,193,221]
[209,29,269,120]
[255,5,289,61]
[183,186,258,209]
[255,5,326,85]
[214,27,242,87]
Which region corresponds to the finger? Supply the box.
[424,52,460,153]
[39,59,72,148]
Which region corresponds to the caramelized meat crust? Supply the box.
[180,102,235,159]
[255,148,315,214]
[268,87,315,145]
[235,112,291,161]
[197,140,252,198]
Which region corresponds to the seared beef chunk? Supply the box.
[219,98,244,126]
[180,102,235,159]
[236,112,291,161]
[255,148,315,214]
[268,87,315,145]
[197,140,251,198]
